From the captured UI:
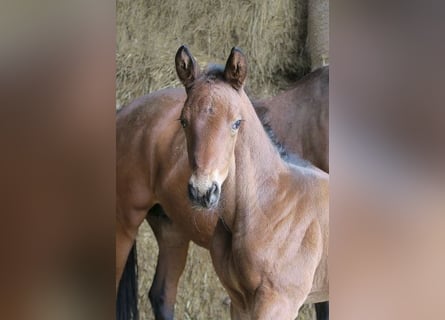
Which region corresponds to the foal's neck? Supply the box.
[239,97,285,179]
[223,91,289,230]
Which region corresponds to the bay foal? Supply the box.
[176,46,329,319]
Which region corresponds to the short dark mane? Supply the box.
[202,64,225,82]
[255,103,314,168]
[260,119,289,160]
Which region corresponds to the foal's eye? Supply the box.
[180,119,187,128]
[232,120,242,130]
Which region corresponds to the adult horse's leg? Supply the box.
[116,243,138,320]
[315,301,329,320]
[116,207,148,291]
[147,205,190,320]
[116,205,150,320]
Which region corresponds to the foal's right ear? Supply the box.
[175,45,200,89]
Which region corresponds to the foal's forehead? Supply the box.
[186,81,239,114]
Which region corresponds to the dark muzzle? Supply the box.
[187,182,220,209]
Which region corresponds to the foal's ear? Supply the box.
[224,47,248,91]
[175,45,200,89]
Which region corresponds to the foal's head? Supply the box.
[175,45,248,209]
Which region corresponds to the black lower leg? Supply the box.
[148,286,174,320]
[314,301,329,320]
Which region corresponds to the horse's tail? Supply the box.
[117,243,139,320]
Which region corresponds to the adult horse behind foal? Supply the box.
[116,47,329,319]
[253,66,329,173]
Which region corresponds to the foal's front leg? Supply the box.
[147,210,190,320]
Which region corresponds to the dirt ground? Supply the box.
[136,221,316,320]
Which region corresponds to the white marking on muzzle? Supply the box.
[189,174,214,195]
[189,169,225,192]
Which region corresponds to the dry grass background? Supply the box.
[116,0,310,108]
[117,0,319,319]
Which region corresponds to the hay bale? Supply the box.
[116,0,309,108]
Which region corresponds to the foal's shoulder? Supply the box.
[293,164,328,180]
[286,154,327,178]
[287,162,329,194]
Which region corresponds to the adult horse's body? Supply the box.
[253,66,329,173]
[116,48,329,320]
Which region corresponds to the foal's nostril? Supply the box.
[206,183,217,197]
[210,182,218,196]
[204,182,220,207]
[188,182,197,201]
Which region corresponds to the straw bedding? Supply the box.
[116,0,309,108]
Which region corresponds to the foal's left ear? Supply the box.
[224,47,248,91]
[175,45,200,89]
